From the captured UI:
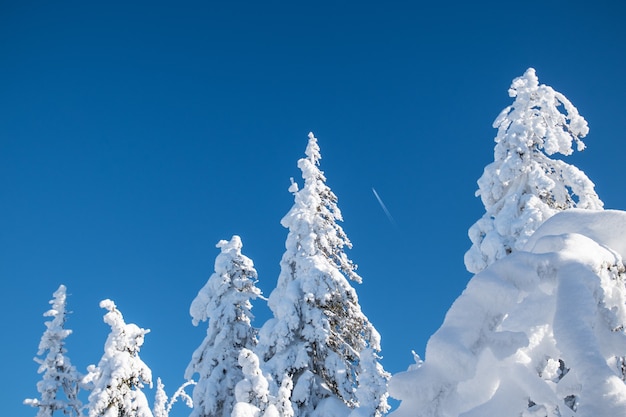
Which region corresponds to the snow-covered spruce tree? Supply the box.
[257,132,389,417]
[25,285,84,417]
[389,209,626,417]
[465,68,603,274]
[185,235,261,417]
[85,299,153,417]
[153,379,168,417]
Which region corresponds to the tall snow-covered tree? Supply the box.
[257,132,389,417]
[25,285,84,417]
[185,235,261,417]
[465,68,603,274]
[85,299,153,417]
[390,209,626,417]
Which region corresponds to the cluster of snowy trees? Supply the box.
[26,133,389,417]
[24,284,195,417]
[26,68,626,417]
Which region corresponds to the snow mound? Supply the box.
[390,209,626,417]
[525,208,626,259]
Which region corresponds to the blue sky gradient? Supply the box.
[2,2,625,416]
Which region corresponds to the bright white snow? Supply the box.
[24,285,84,417]
[85,299,154,417]
[465,68,603,274]
[256,132,389,417]
[186,235,261,417]
[390,209,626,417]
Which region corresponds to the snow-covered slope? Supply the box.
[390,209,626,417]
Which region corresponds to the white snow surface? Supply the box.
[390,209,626,417]
[524,209,626,259]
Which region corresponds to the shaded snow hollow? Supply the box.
[390,209,626,417]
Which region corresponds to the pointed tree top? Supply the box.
[495,67,589,156]
[25,284,83,417]
[39,284,72,355]
[51,284,67,304]
[298,132,326,189]
[464,68,602,274]
[43,284,67,319]
[305,132,321,165]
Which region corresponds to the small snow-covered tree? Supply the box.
[25,285,84,417]
[85,299,153,417]
[257,133,389,417]
[152,378,195,417]
[465,68,603,274]
[153,379,168,417]
[185,235,261,417]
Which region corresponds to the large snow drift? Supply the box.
[390,209,626,417]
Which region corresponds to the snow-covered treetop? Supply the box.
[185,235,261,417]
[39,284,72,355]
[484,67,599,212]
[100,299,150,356]
[25,284,84,417]
[494,67,589,157]
[284,131,361,283]
[304,131,322,164]
[259,133,388,417]
[188,234,260,327]
[465,68,603,274]
[86,299,153,417]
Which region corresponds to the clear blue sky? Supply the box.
[2,1,625,416]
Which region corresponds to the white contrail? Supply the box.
[372,187,397,227]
